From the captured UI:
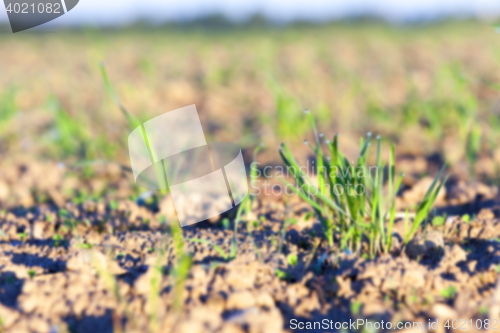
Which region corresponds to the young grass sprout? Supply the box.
[170,222,192,312]
[100,63,168,194]
[279,110,447,257]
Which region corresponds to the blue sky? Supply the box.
[1,0,500,27]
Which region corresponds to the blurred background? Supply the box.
[2,0,500,26]
[1,0,500,207]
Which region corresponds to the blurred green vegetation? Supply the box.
[0,20,498,181]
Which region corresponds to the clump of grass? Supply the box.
[279,110,447,257]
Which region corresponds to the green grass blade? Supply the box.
[406,166,448,243]
[230,202,245,259]
[385,173,403,252]
[100,63,141,130]
[278,178,329,217]
[389,143,395,201]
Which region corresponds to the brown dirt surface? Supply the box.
[1,156,500,332]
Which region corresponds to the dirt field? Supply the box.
[1,21,500,332]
